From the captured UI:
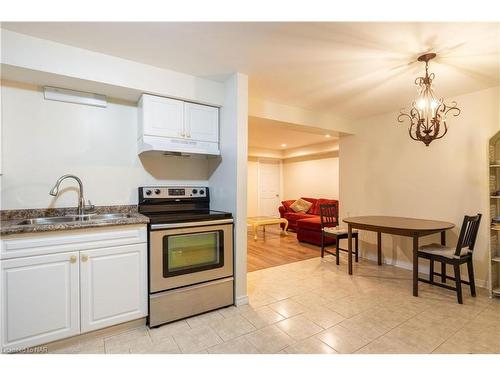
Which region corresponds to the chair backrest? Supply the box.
[455,214,482,257]
[319,204,337,228]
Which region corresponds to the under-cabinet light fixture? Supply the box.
[43,86,107,108]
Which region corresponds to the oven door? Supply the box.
[149,220,233,292]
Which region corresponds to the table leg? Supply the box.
[282,220,289,236]
[335,235,340,265]
[355,234,359,263]
[377,232,382,266]
[413,235,419,297]
[253,225,258,241]
[348,224,353,275]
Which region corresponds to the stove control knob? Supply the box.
[154,189,161,195]
[145,190,152,196]
[199,189,205,195]
[192,189,198,195]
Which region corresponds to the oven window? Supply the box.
[163,231,224,277]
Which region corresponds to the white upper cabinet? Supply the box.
[1,251,80,351]
[141,95,184,138]
[138,94,220,156]
[184,102,219,143]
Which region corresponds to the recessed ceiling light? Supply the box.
[325,134,331,138]
[281,144,287,147]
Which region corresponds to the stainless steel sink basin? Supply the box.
[17,213,131,226]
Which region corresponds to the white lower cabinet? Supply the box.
[0,225,147,352]
[80,244,147,333]
[0,251,80,352]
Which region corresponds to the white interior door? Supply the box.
[258,160,281,217]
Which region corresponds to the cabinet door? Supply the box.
[142,95,185,138]
[0,252,80,352]
[80,244,147,333]
[184,102,219,143]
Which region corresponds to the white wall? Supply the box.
[0,81,209,210]
[209,73,248,305]
[1,30,224,105]
[283,155,339,200]
[339,86,500,286]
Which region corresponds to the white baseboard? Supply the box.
[361,253,488,289]
[235,294,249,306]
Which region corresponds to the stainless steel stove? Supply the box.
[138,186,234,327]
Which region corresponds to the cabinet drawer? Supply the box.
[0,225,146,260]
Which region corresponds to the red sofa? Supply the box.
[279,197,339,246]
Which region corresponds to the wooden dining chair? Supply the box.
[417,214,482,304]
[320,204,358,265]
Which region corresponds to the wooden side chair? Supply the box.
[417,214,482,304]
[320,204,359,265]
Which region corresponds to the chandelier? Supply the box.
[397,53,461,146]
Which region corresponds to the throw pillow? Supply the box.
[290,198,313,213]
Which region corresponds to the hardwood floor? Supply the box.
[247,225,321,272]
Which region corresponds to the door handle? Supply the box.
[70,255,77,264]
[81,254,89,262]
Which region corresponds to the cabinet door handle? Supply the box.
[81,255,89,262]
[70,255,77,264]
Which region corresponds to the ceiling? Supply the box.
[2,22,500,119]
[248,117,337,150]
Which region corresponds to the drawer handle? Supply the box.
[70,255,77,264]
[81,255,89,262]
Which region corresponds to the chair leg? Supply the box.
[335,237,340,265]
[355,234,359,263]
[441,263,446,283]
[453,264,463,304]
[429,260,434,285]
[467,258,476,297]
[320,232,325,258]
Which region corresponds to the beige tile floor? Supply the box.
[46,253,500,354]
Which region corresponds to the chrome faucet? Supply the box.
[49,174,94,216]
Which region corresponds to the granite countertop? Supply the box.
[0,205,149,236]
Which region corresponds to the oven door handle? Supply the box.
[150,219,234,230]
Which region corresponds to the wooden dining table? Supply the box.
[343,216,455,297]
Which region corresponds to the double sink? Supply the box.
[17,213,131,226]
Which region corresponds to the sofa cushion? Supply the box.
[284,212,316,222]
[297,216,337,231]
[300,197,318,214]
[311,198,338,216]
[290,198,313,213]
[281,200,295,212]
